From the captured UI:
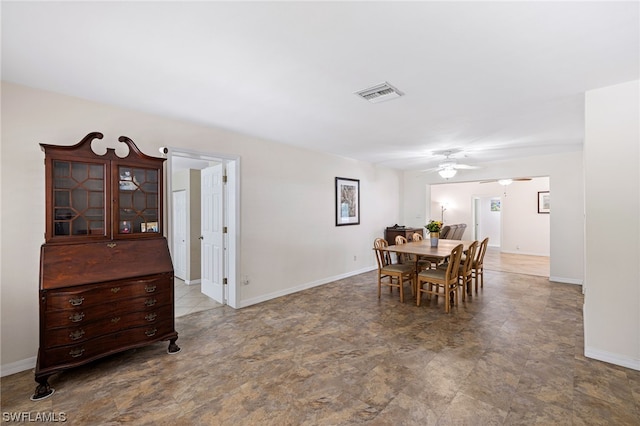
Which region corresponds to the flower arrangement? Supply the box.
[425,220,443,233]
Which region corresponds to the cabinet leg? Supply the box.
[31,376,55,401]
[167,338,181,354]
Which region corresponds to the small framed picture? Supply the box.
[119,221,131,234]
[538,191,550,214]
[141,221,159,233]
[335,177,360,226]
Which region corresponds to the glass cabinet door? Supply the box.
[117,166,160,235]
[52,160,105,237]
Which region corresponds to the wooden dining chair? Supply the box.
[396,235,431,274]
[412,232,440,269]
[394,235,413,264]
[416,244,463,313]
[373,238,416,303]
[471,237,489,292]
[439,240,478,301]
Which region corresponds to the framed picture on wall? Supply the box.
[538,191,550,214]
[335,177,360,226]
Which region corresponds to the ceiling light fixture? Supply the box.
[498,179,513,196]
[439,168,457,179]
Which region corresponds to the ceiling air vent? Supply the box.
[355,82,404,104]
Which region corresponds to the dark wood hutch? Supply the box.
[33,132,179,401]
[384,226,424,243]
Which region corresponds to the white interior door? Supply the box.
[201,164,224,303]
[172,190,187,280]
[476,195,501,248]
[225,159,238,308]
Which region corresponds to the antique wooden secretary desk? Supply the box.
[33,132,180,400]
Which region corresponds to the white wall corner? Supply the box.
[584,346,640,372]
[1,356,36,377]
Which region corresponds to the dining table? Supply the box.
[379,238,475,300]
[380,238,474,263]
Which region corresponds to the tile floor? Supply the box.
[174,278,223,317]
[2,262,639,424]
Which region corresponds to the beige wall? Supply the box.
[584,80,640,370]
[403,150,584,284]
[0,82,402,372]
[430,177,550,256]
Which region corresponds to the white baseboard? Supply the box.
[239,265,377,308]
[1,356,36,377]
[549,276,583,285]
[584,347,640,371]
[185,279,201,285]
[500,249,550,257]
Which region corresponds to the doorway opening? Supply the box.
[472,196,502,248]
[166,148,240,311]
[429,177,550,276]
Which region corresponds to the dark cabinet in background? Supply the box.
[385,226,424,243]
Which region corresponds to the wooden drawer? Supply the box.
[44,273,171,311]
[44,290,173,329]
[43,305,173,348]
[39,319,175,369]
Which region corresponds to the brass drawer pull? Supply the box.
[69,329,85,341]
[145,285,157,293]
[145,313,157,322]
[107,243,117,248]
[69,296,84,306]
[144,299,157,307]
[145,328,157,337]
[69,348,85,358]
[111,317,120,323]
[111,287,121,293]
[69,312,85,323]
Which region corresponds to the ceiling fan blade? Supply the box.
[454,164,479,170]
[479,177,532,183]
[419,166,441,173]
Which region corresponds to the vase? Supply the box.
[430,232,439,247]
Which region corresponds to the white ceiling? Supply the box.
[2,2,638,172]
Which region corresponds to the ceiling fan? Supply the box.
[480,177,532,196]
[423,150,479,179]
